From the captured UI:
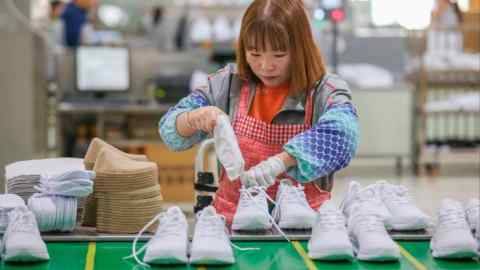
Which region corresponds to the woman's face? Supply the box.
[246,43,291,87]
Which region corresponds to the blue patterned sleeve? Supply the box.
[283,102,359,183]
[158,90,210,151]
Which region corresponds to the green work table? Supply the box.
[0,241,479,270]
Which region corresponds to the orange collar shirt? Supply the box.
[248,83,290,123]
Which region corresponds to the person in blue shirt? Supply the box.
[61,0,95,48]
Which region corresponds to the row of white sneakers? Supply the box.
[431,198,479,259]
[231,179,399,262]
[1,205,49,262]
[308,200,400,261]
[128,206,256,266]
[341,180,431,231]
[232,179,317,231]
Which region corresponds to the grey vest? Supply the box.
[197,64,353,191]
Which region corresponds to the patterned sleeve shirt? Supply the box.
[159,76,359,183]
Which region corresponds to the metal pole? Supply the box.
[332,21,338,73]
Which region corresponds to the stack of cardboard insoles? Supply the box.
[81,138,163,233]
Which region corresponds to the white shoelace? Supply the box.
[0,207,37,256]
[124,211,187,268]
[238,186,290,242]
[352,214,386,233]
[272,184,310,222]
[436,207,470,232]
[196,210,260,251]
[316,208,346,231]
[340,184,380,216]
[382,185,412,205]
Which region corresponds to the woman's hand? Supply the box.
[184,106,226,134]
[239,152,297,187]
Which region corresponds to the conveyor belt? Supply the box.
[1,241,478,270]
[40,226,433,242]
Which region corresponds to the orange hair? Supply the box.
[236,0,326,95]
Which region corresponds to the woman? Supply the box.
[159,0,359,223]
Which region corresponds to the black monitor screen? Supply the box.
[76,46,130,92]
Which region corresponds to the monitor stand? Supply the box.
[93,92,106,100]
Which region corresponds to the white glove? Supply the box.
[240,156,286,187]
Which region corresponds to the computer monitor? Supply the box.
[75,46,130,93]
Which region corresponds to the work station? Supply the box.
[0,0,479,269]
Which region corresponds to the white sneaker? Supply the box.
[0,194,25,233]
[376,181,430,230]
[308,201,354,261]
[340,181,392,223]
[143,206,189,264]
[465,198,480,231]
[232,187,272,231]
[1,206,49,262]
[272,179,316,229]
[190,206,234,265]
[430,199,479,259]
[348,201,400,261]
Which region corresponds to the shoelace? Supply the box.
[272,184,309,222]
[124,211,187,268]
[436,207,470,232]
[0,207,37,256]
[382,185,412,205]
[316,208,347,230]
[340,185,379,215]
[196,210,260,251]
[239,186,290,242]
[351,213,386,233]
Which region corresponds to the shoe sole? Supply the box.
[387,218,428,231]
[232,218,271,231]
[145,257,188,265]
[3,250,49,262]
[431,248,479,259]
[279,217,313,229]
[189,257,234,265]
[309,249,354,261]
[356,251,400,261]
